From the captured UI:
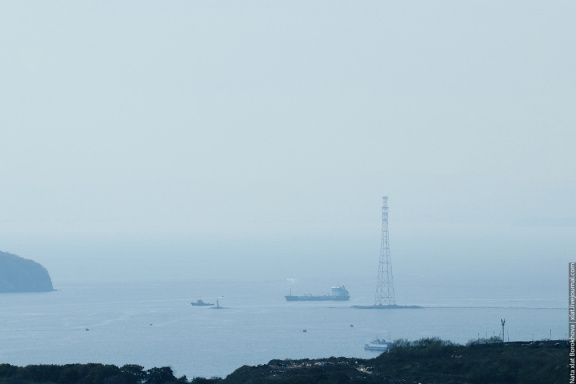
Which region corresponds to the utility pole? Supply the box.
[374,196,396,306]
[501,319,505,342]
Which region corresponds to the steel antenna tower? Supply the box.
[374,196,396,306]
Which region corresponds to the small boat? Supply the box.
[190,299,214,306]
[364,339,390,352]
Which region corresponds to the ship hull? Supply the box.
[285,285,350,302]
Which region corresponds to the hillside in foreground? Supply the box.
[0,338,568,384]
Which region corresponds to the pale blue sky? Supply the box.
[0,1,574,290]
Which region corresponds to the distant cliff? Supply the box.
[0,251,54,293]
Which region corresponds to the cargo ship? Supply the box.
[285,285,350,301]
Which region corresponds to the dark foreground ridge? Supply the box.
[0,338,568,384]
[0,251,53,293]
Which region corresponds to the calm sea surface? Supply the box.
[0,279,566,379]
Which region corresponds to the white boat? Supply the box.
[364,339,390,352]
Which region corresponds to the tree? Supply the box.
[145,367,176,384]
[121,364,147,384]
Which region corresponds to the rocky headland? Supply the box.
[0,251,54,293]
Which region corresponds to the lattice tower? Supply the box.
[374,196,396,306]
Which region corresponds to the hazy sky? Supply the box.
[1,2,574,291]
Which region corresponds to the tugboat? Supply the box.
[285,285,350,302]
[190,299,214,306]
[364,339,390,352]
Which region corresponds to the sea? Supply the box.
[0,278,566,380]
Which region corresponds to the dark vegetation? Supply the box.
[0,364,220,384]
[0,251,53,293]
[0,338,567,384]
